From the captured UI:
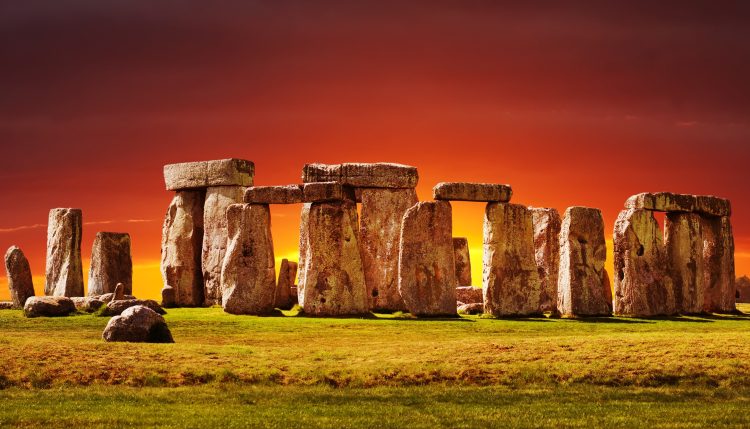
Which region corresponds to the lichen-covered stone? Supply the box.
[161,190,205,307]
[530,208,561,314]
[625,192,730,217]
[452,238,472,286]
[45,208,84,297]
[164,159,254,191]
[664,212,705,314]
[244,185,303,204]
[302,163,418,188]
[5,246,34,308]
[88,232,132,296]
[433,182,512,202]
[274,259,298,310]
[202,186,245,305]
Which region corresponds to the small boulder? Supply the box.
[0,302,14,310]
[71,297,105,312]
[102,305,174,343]
[24,296,76,317]
[102,299,166,316]
[458,302,484,315]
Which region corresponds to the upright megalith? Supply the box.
[160,190,205,306]
[202,186,245,305]
[359,188,418,311]
[482,203,542,317]
[88,232,132,296]
[701,215,735,313]
[220,204,276,315]
[5,246,35,308]
[452,237,472,286]
[613,209,675,316]
[530,208,561,314]
[45,208,84,297]
[558,207,612,317]
[664,212,705,313]
[274,259,298,310]
[298,203,311,305]
[398,201,457,317]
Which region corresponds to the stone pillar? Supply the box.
[359,187,418,311]
[5,246,35,308]
[202,186,245,305]
[701,215,736,313]
[664,212,704,313]
[558,207,611,317]
[88,232,132,296]
[274,259,298,310]
[613,209,675,316]
[160,190,205,306]
[297,203,311,306]
[398,201,457,317]
[452,237,472,286]
[530,208,561,314]
[45,208,84,297]
[483,203,542,317]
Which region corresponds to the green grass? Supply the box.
[0,304,748,427]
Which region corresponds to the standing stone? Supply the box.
[701,216,736,313]
[613,209,675,316]
[300,200,368,316]
[297,203,311,305]
[482,203,542,317]
[113,283,126,301]
[736,276,750,303]
[359,188,418,311]
[220,204,276,315]
[161,190,205,306]
[530,208,561,314]
[202,186,245,305]
[558,207,612,317]
[398,201,457,317]
[664,212,705,314]
[87,232,132,296]
[452,238,472,286]
[274,259,298,310]
[45,208,84,297]
[5,246,35,308]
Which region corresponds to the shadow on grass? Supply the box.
[570,317,653,324]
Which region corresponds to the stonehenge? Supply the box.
[5,246,35,308]
[88,232,132,296]
[45,208,84,297]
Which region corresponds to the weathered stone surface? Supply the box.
[113,283,126,301]
[433,182,512,202]
[456,286,482,304]
[274,259,298,310]
[701,216,735,313]
[161,190,205,307]
[625,192,730,217]
[0,302,13,310]
[457,302,484,315]
[302,182,356,202]
[398,201,457,317]
[453,238,472,286]
[530,208,561,314]
[696,196,732,218]
[297,203,311,304]
[300,200,369,316]
[164,159,254,191]
[613,209,676,316]
[302,163,342,183]
[664,212,705,314]
[302,163,418,188]
[71,297,105,312]
[483,203,542,317]
[87,232,132,296]
[161,286,176,308]
[202,186,245,306]
[220,204,276,315]
[737,276,750,303]
[45,208,84,297]
[102,305,174,343]
[24,296,76,317]
[5,246,35,308]
[245,185,303,204]
[359,188,418,311]
[558,207,612,317]
[98,292,136,303]
[102,299,166,316]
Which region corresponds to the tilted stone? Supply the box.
[302,163,418,188]
[558,207,612,317]
[163,159,254,191]
[244,185,303,204]
[160,190,205,307]
[613,209,676,316]
[483,203,542,317]
[5,246,35,308]
[701,216,736,313]
[202,186,245,305]
[274,259,298,310]
[433,182,512,202]
[359,188,418,311]
[220,204,276,315]
[625,192,730,217]
[456,286,482,304]
[300,200,369,316]
[102,305,174,343]
[302,182,355,202]
[24,296,76,318]
[87,232,132,296]
[398,201,457,317]
[452,238,472,286]
[664,212,705,313]
[45,208,84,297]
[530,208,561,314]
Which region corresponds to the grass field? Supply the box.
[0,304,749,428]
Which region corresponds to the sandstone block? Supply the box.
[558,207,612,317]
[220,204,276,315]
[244,185,303,204]
[202,186,245,305]
[87,232,132,296]
[736,276,750,303]
[696,196,732,217]
[164,159,254,191]
[102,299,166,316]
[0,302,15,310]
[398,201,457,317]
[452,238,472,286]
[664,212,705,313]
[483,203,542,317]
[433,182,512,202]
[5,246,35,308]
[102,305,174,343]
[302,163,342,183]
[161,190,205,307]
[274,259,298,310]
[24,296,76,317]
[302,182,356,202]
[297,203,311,304]
[457,302,484,315]
[302,163,418,188]
[71,297,105,313]
[625,192,730,217]
[45,208,84,297]
[530,208,561,314]
[456,286,482,304]
[701,216,735,313]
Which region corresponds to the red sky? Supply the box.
[1,1,749,300]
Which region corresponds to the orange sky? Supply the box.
[1,2,749,300]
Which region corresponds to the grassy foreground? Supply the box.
[0,304,749,427]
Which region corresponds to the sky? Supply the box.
[1,1,749,300]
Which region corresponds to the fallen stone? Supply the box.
[5,246,35,308]
[530,208,561,314]
[398,201,457,317]
[558,207,612,317]
[302,163,418,188]
[359,188,418,311]
[452,238,472,286]
[98,292,136,303]
[71,297,105,312]
[302,182,356,202]
[701,216,736,313]
[456,286,482,304]
[164,159,254,191]
[87,232,132,296]
[737,276,750,303]
[457,302,484,315]
[613,209,676,316]
[45,208,84,297]
[483,203,542,317]
[244,185,303,204]
[202,186,245,306]
[24,296,76,318]
[274,259,298,310]
[161,190,205,307]
[220,204,276,315]
[300,200,369,316]
[433,182,512,202]
[102,305,174,343]
[0,302,14,310]
[625,192,730,217]
[102,299,166,316]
